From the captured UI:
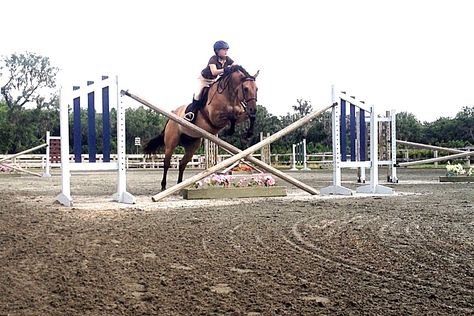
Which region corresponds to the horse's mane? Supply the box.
[219,65,254,81]
[212,65,256,101]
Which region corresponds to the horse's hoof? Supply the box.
[225,128,236,136]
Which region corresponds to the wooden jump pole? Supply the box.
[122,90,332,201]
[0,163,42,177]
[396,140,466,154]
[0,143,47,164]
[398,151,473,167]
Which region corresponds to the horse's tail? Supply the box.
[144,123,167,154]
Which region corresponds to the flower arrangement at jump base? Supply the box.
[183,173,286,200]
[194,173,276,189]
[445,162,473,177]
[0,165,13,173]
[440,162,474,182]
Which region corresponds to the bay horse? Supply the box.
[144,65,259,191]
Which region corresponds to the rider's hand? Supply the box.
[223,66,232,75]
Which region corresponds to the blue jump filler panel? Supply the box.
[72,76,112,163]
[339,97,366,162]
[73,86,81,163]
[340,99,347,161]
[102,76,110,162]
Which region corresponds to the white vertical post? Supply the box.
[370,106,378,191]
[43,131,52,177]
[113,77,135,204]
[332,86,341,185]
[302,139,311,171]
[355,111,365,183]
[390,109,398,182]
[56,88,73,206]
[434,150,438,168]
[320,85,352,195]
[290,143,298,170]
[357,106,393,194]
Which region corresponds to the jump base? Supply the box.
[439,176,474,183]
[182,186,287,200]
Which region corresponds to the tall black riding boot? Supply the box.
[184,98,200,122]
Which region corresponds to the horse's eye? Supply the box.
[244,87,249,92]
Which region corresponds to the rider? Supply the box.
[184,40,235,121]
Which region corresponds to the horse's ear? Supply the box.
[253,70,260,78]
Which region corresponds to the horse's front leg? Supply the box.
[245,116,255,139]
[224,119,236,136]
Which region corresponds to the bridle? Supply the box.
[239,77,257,111]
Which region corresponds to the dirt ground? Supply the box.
[0,167,473,315]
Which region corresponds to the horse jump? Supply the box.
[0,143,48,177]
[122,90,331,202]
[42,131,61,177]
[320,87,395,195]
[56,76,135,207]
[396,140,472,167]
[290,139,311,171]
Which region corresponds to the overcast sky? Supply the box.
[2,0,473,122]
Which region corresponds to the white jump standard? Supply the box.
[320,87,394,195]
[56,76,135,207]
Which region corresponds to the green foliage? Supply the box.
[125,106,166,153]
[0,54,472,157]
[396,112,423,142]
[2,101,473,155]
[0,52,58,110]
[454,106,474,145]
[0,102,58,154]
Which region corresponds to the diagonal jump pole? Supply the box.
[122,90,333,202]
[0,143,47,164]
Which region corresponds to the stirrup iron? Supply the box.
[184,112,194,121]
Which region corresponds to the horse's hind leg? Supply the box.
[178,139,202,184]
[161,128,180,191]
[161,148,173,191]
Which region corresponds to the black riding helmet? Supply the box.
[213,40,229,55]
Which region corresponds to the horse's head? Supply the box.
[224,66,259,138]
[228,66,259,119]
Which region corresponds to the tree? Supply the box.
[0,52,58,111]
[292,99,313,139]
[306,111,332,150]
[125,106,166,153]
[454,106,474,144]
[423,117,458,145]
[396,112,423,142]
[0,52,59,153]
